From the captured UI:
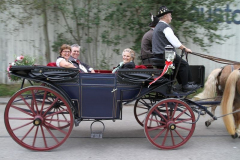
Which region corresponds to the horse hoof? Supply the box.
[205,121,211,127]
[231,133,238,139]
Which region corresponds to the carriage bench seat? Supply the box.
[139,54,165,68]
[10,65,79,82]
[117,68,170,86]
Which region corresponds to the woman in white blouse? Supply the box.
[56,44,76,69]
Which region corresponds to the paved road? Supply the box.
[0,98,240,160]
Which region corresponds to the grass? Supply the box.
[0,84,23,97]
[187,88,203,99]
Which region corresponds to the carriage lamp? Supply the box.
[165,45,176,61]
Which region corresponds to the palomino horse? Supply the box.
[193,65,240,138]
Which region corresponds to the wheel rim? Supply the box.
[4,86,74,151]
[134,92,165,127]
[144,98,195,149]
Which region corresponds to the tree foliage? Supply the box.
[105,0,236,53]
[0,0,237,69]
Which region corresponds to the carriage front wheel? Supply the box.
[4,86,74,151]
[144,98,196,149]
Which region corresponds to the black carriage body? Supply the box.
[9,66,169,121]
[9,65,205,121]
[55,73,143,120]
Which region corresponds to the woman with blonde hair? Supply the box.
[112,48,136,73]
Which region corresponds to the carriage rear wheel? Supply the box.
[134,92,165,127]
[144,98,195,149]
[4,86,74,151]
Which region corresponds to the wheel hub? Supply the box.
[167,122,176,130]
[33,117,43,126]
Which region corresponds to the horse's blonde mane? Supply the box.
[193,68,222,100]
[221,69,240,135]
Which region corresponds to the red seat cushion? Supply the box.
[47,62,57,67]
[135,65,147,69]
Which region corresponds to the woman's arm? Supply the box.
[56,58,76,68]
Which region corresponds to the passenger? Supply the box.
[56,44,76,68]
[112,48,136,73]
[152,6,198,92]
[69,44,95,73]
[141,13,159,57]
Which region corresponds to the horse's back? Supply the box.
[219,65,240,91]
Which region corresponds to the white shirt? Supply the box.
[160,20,182,48]
[56,57,65,67]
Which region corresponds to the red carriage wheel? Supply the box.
[134,92,165,128]
[144,98,196,149]
[4,86,74,151]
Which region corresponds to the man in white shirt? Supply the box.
[69,44,95,73]
[152,6,197,92]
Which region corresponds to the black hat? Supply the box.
[156,6,173,17]
[149,14,159,27]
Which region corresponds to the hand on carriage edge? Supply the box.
[152,6,197,92]
[112,48,136,73]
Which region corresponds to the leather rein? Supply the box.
[186,52,240,65]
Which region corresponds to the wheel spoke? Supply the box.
[136,106,148,110]
[10,105,34,117]
[45,122,68,135]
[31,90,40,114]
[154,108,168,122]
[174,129,185,141]
[165,102,169,119]
[12,121,33,131]
[5,86,73,151]
[175,118,194,124]
[176,125,192,131]
[9,117,34,120]
[162,129,170,146]
[45,108,68,118]
[148,124,166,131]
[170,130,175,146]
[40,125,48,148]
[144,98,195,150]
[170,102,178,121]
[174,108,188,121]
[152,128,167,141]
[42,97,59,117]
[20,95,36,115]
[45,118,71,123]
[40,91,48,114]
[32,126,39,147]
[43,124,60,143]
[21,125,35,141]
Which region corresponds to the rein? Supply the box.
[189,52,240,65]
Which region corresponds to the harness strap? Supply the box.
[191,52,240,65]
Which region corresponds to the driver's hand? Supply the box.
[185,48,192,53]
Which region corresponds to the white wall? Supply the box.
[186,3,240,77]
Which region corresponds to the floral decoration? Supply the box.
[7,55,35,81]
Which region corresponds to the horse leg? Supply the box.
[205,105,218,127]
[233,99,240,138]
[205,96,222,127]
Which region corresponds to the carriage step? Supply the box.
[90,120,105,139]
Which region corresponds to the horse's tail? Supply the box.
[193,68,221,100]
[221,69,240,137]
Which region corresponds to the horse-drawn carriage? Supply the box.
[5,49,238,151]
